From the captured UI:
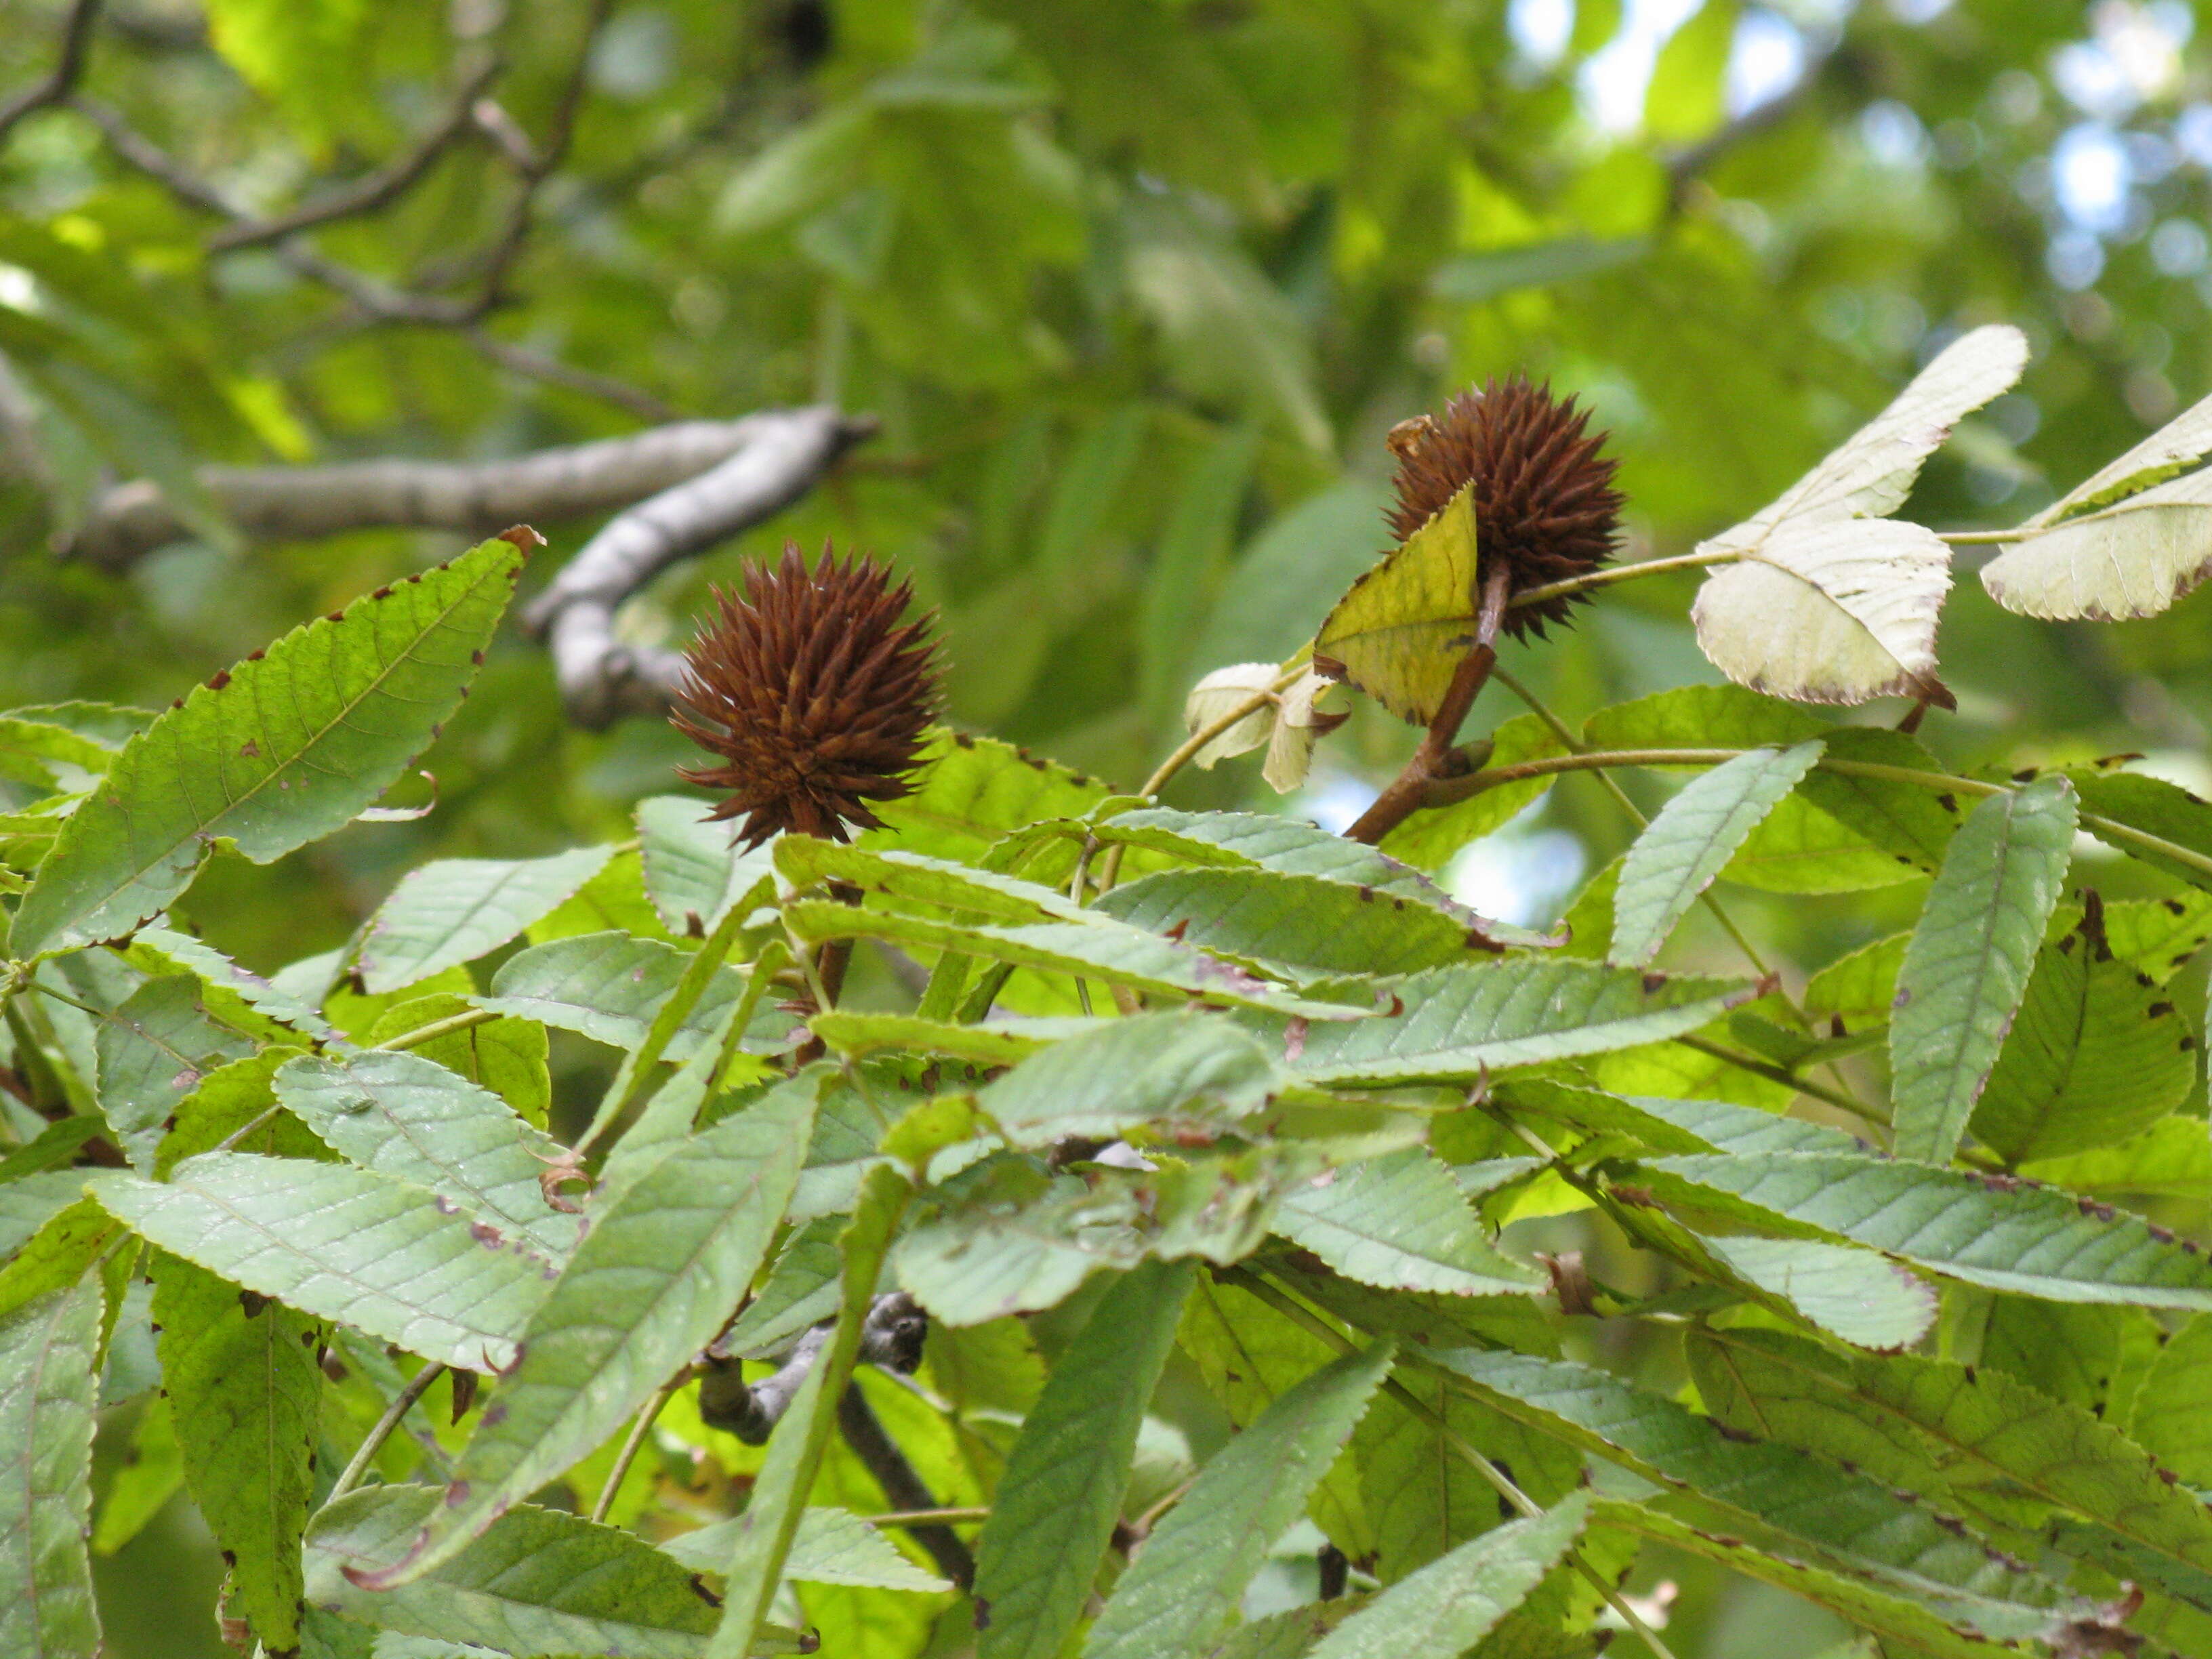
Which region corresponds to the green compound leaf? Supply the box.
[91,975,256,1169]
[1271,959,1753,1086]
[11,534,525,958]
[636,795,779,934]
[0,1280,102,1659]
[274,1048,578,1258]
[2128,1316,2212,1486]
[975,1259,1195,1659]
[1645,1150,2212,1309]
[776,836,1087,923]
[1313,478,1477,725]
[861,729,1111,862]
[479,932,781,1060]
[1890,777,2077,1166]
[0,1197,122,1331]
[1082,1343,1393,1659]
[1687,1323,2212,1617]
[1274,1147,1542,1296]
[1305,1494,1588,1659]
[151,1251,320,1655]
[662,1504,949,1593]
[358,846,616,994]
[1597,1500,2026,1659]
[365,1074,818,1591]
[708,1166,908,1658]
[304,1486,781,1658]
[1969,905,2197,1164]
[87,1155,552,1372]
[1610,741,1824,966]
[977,1009,1282,1149]
[1096,865,1498,978]
[1431,1348,2070,1641]
[2070,770,2212,893]
[1697,1235,1938,1351]
[782,901,1368,1021]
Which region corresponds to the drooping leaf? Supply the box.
[1609,741,1824,965]
[1645,1150,2212,1309]
[89,1391,182,1557]
[783,901,1368,1020]
[977,1010,1282,1148]
[662,1505,950,1593]
[1431,1348,2070,1639]
[708,1168,909,1658]
[1983,391,2212,616]
[151,1250,321,1655]
[87,1155,550,1372]
[132,924,340,1043]
[776,836,1087,922]
[1596,1500,2023,1659]
[303,1486,766,1658]
[1275,1147,1542,1296]
[0,1280,102,1659]
[91,975,256,1169]
[1698,1235,1938,1351]
[636,796,780,934]
[1968,909,2196,1164]
[274,1048,578,1258]
[1889,777,2077,1166]
[1312,478,1475,725]
[861,729,1110,863]
[1082,1343,1394,1659]
[363,1074,817,1589]
[1303,1494,1588,1659]
[1271,959,1753,1086]
[1177,1275,1375,1559]
[478,933,779,1060]
[0,1200,123,1325]
[1686,1322,2212,1614]
[358,846,617,994]
[1692,518,1957,707]
[1097,865,1500,978]
[10,535,525,958]
[362,996,552,1130]
[974,1259,1195,1659]
[897,1150,1286,1326]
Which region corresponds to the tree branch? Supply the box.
[206,54,503,253]
[0,0,102,150]
[836,1382,977,1591]
[66,415,808,569]
[531,405,874,727]
[695,1292,928,1443]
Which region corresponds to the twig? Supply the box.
[863,1505,989,1527]
[836,1383,975,1591]
[369,1005,500,1053]
[329,1361,447,1501]
[0,0,103,150]
[207,54,504,252]
[592,1372,684,1523]
[1345,562,1512,845]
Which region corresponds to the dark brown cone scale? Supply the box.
[673,544,939,848]
[1385,375,1622,642]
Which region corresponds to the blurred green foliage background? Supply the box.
[7,1,2212,1652]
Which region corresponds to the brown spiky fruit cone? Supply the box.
[673,544,939,848]
[1385,375,1622,642]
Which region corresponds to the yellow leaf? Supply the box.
[1313,480,1479,724]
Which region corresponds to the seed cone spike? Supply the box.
[673,543,940,848]
[1385,375,1623,640]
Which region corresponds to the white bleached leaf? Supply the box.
[2030,389,2212,525]
[1183,663,1277,768]
[1261,668,1345,794]
[1692,518,1954,705]
[1982,464,2212,621]
[1704,325,2028,552]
